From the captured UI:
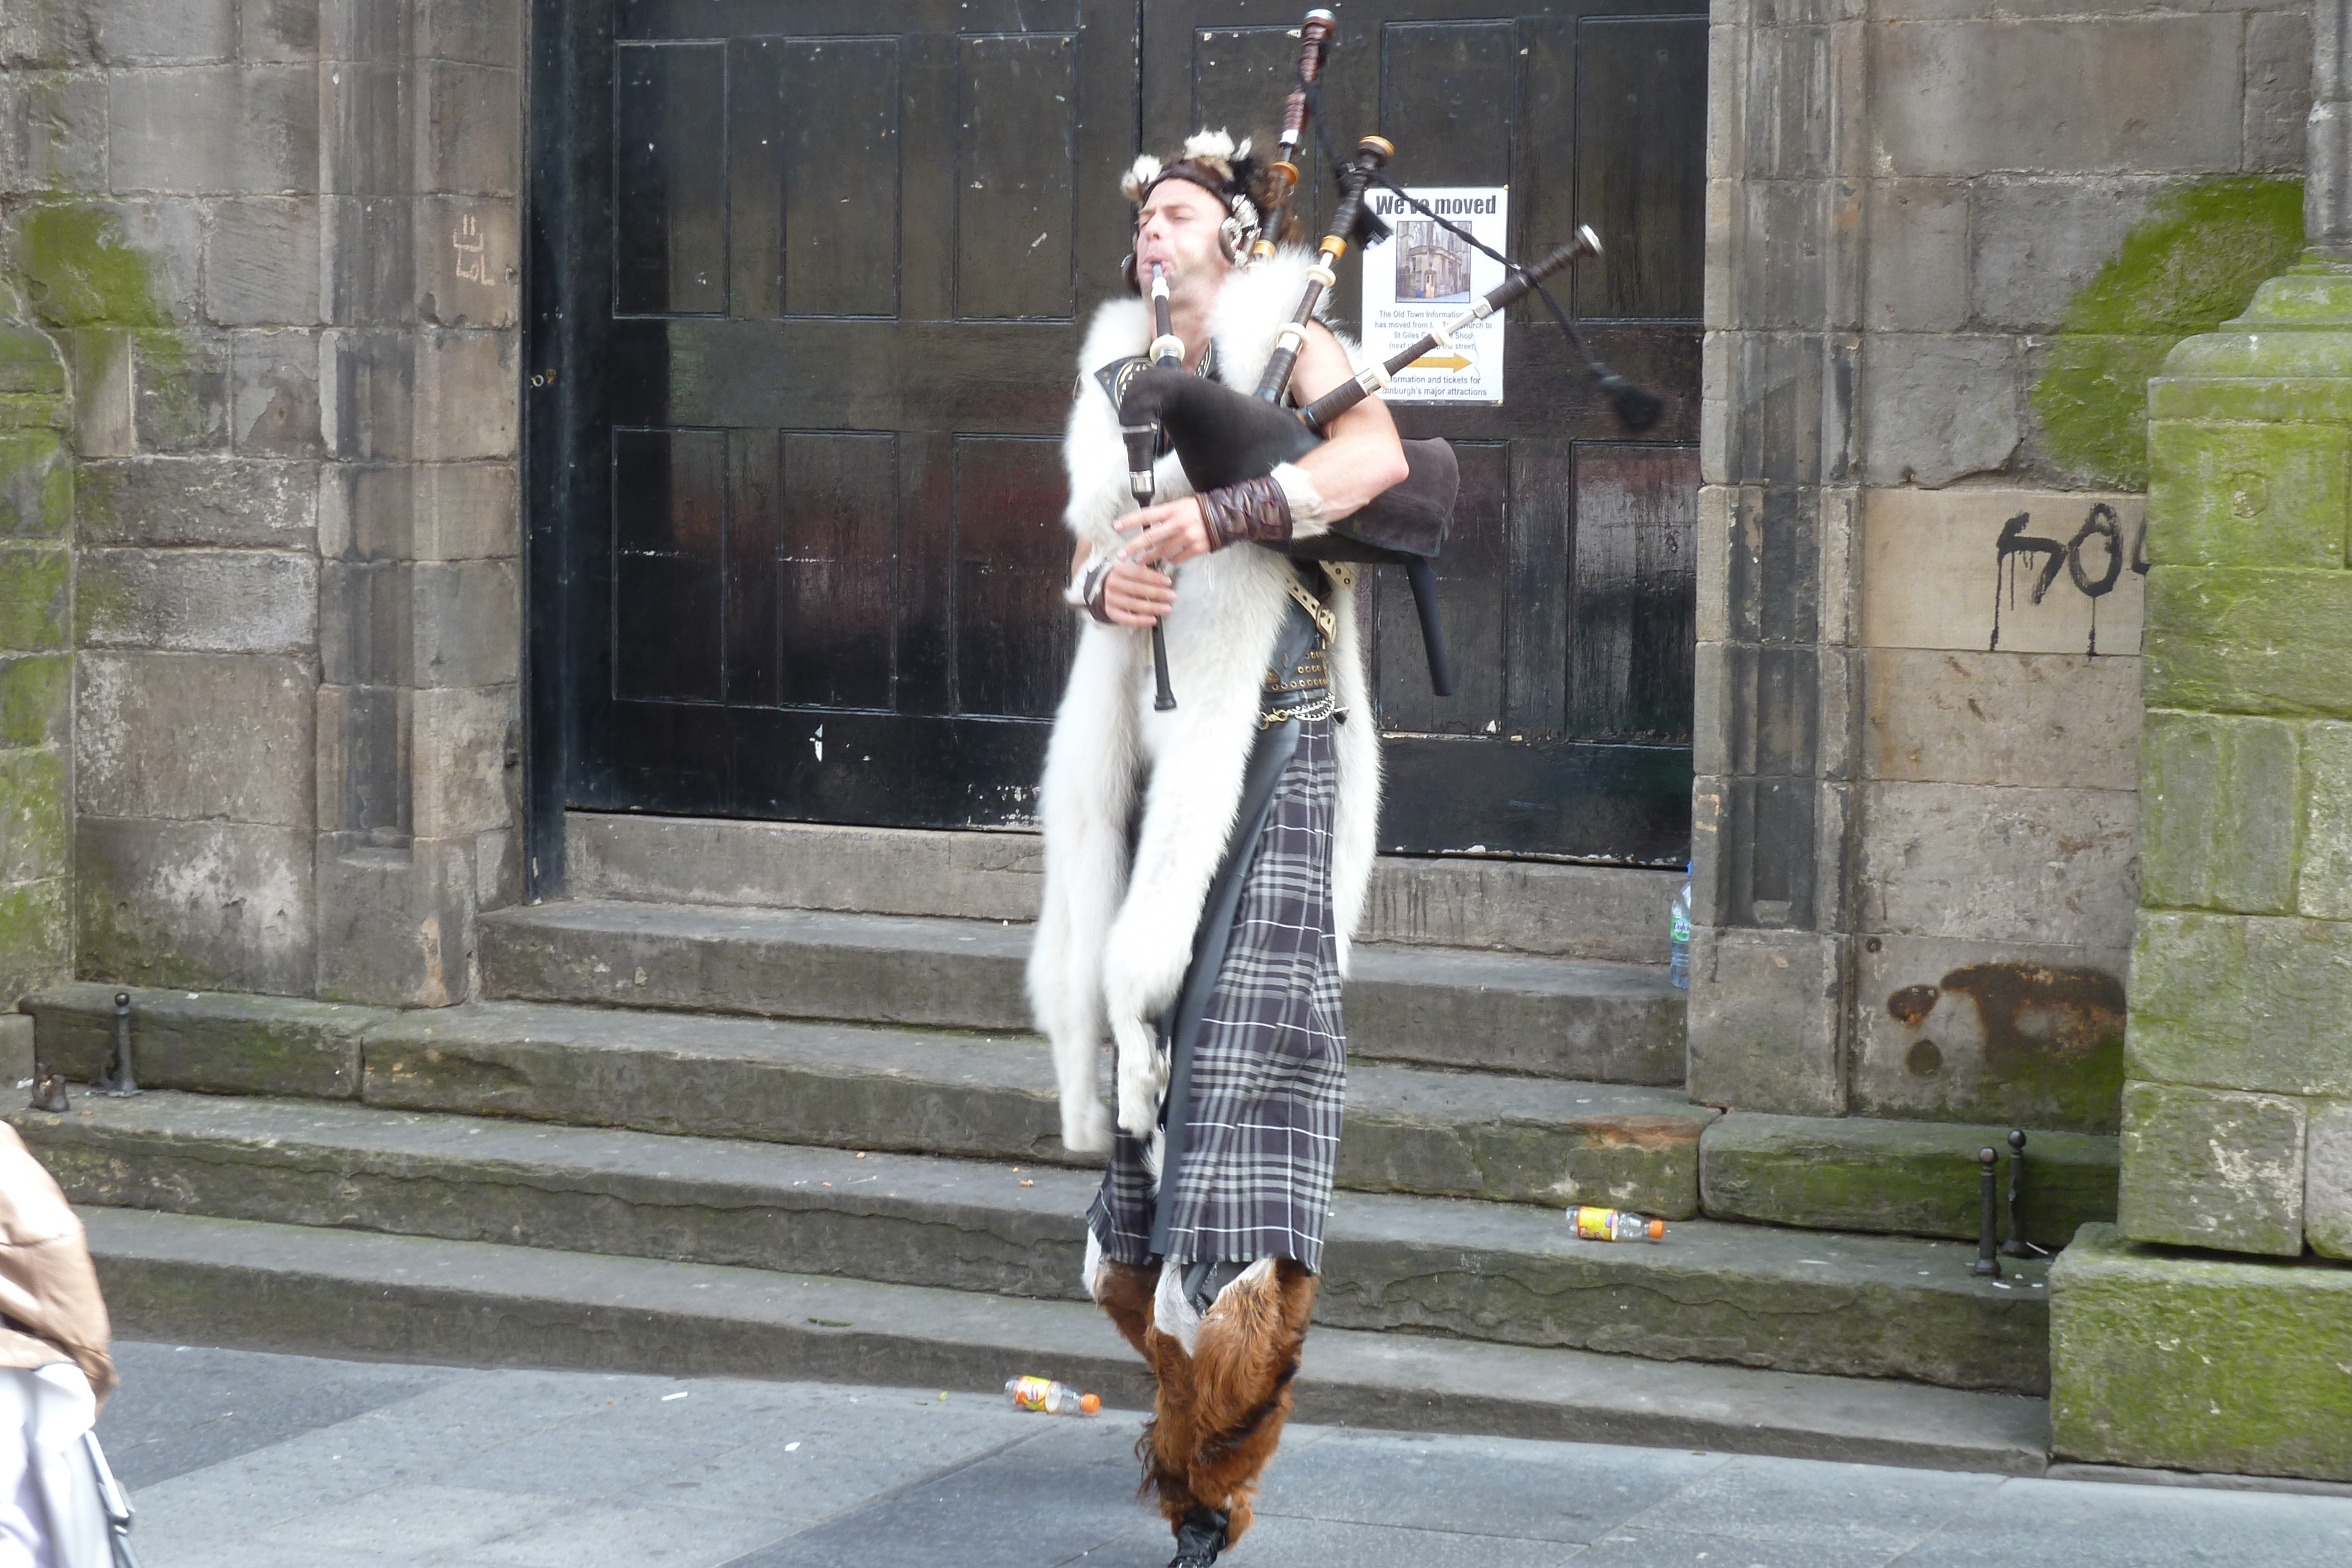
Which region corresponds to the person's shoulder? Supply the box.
[1076,294,1151,377]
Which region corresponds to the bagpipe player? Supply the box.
[1025,130,1408,1568]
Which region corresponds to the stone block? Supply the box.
[1860,648,2139,791]
[22,982,361,1100]
[2145,566,2352,720]
[2117,1080,2304,1255]
[0,72,107,194]
[1969,180,2156,336]
[78,457,316,549]
[423,0,524,68]
[1686,926,1844,1115]
[229,331,323,456]
[416,462,517,561]
[0,880,68,1002]
[2138,711,2301,915]
[2130,912,2352,1101]
[1861,488,2151,657]
[0,546,68,650]
[62,331,130,459]
[0,1015,28,1085]
[1859,334,2021,489]
[414,558,519,686]
[2310,1101,2352,1261]
[417,196,517,329]
[76,652,313,827]
[2245,11,2314,173]
[239,0,320,62]
[77,547,316,654]
[132,330,227,453]
[1863,180,1967,334]
[75,816,313,995]
[107,65,319,195]
[95,2,237,62]
[1856,780,2138,948]
[2304,723,2352,921]
[2051,1223,2352,1481]
[315,836,476,1007]
[1853,932,2128,1134]
[413,330,518,462]
[0,656,69,748]
[0,331,64,400]
[206,198,322,326]
[1700,1112,2116,1246]
[1872,19,2243,178]
[475,824,519,910]
[411,683,514,840]
[420,61,519,197]
[0,432,73,541]
[318,557,410,686]
[2147,421,2352,571]
[0,748,66,884]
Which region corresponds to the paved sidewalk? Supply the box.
[91,1343,2352,1567]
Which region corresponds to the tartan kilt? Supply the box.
[1088,713,1347,1275]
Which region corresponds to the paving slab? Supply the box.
[81,1208,2053,1474]
[476,899,1686,1082]
[19,1095,2017,1385]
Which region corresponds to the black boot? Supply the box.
[1168,1505,1229,1567]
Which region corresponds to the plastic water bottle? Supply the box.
[1571,1205,1666,1242]
[1006,1376,1100,1415]
[1668,864,1692,989]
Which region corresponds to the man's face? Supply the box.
[1134,179,1232,293]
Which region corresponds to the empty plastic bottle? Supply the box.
[1668,865,1693,989]
[1571,1205,1666,1242]
[1006,1376,1100,1415]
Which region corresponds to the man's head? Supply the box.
[1121,129,1286,300]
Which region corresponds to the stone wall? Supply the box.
[0,315,71,1002]
[0,1,526,1005]
[1694,0,2313,1130]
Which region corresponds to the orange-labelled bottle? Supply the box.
[1570,1205,1665,1242]
[1005,1375,1100,1415]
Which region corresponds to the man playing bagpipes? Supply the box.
[1024,119,1403,1565]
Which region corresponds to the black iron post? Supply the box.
[102,991,139,1096]
[2000,1128,2033,1257]
[1972,1147,2002,1279]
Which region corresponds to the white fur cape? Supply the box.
[1026,250,1382,1155]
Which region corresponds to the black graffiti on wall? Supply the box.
[1990,504,2149,656]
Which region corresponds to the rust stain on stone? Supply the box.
[1578,1115,1702,1149]
[1885,962,2125,1076]
[1886,985,1939,1027]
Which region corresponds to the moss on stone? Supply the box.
[0,546,69,651]
[0,748,67,884]
[12,203,176,335]
[0,879,69,1002]
[0,432,72,540]
[0,655,68,748]
[2032,179,2306,490]
[2052,1223,2352,1480]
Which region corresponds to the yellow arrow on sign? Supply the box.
[1410,350,1475,372]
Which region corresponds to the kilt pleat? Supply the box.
[1088,713,1346,1274]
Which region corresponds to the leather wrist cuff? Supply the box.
[1200,474,1294,550]
[1068,555,1117,624]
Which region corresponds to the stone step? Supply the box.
[566,811,1684,964]
[476,899,1686,1085]
[24,985,1713,1213]
[15,1091,2049,1393]
[1700,1113,2120,1248]
[79,1207,2051,1473]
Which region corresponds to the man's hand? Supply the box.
[1116,496,1212,570]
[1100,557,1177,627]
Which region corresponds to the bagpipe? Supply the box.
[1102,8,1661,706]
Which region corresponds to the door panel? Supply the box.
[532,0,1703,870]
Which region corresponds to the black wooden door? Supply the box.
[527,1,1701,882]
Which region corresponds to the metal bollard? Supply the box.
[2000,1129,2032,1258]
[1972,1147,2002,1279]
[99,991,139,1097]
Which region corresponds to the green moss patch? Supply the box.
[2032,179,2306,490]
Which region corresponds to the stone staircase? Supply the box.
[11,816,2073,1472]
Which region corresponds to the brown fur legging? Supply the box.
[1094,1258,1318,1546]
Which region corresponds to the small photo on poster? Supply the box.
[1359,186,1509,404]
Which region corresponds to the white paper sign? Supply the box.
[1358,186,1509,404]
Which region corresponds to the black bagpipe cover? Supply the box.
[1112,367,1455,562]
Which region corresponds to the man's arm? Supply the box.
[1112,320,1408,577]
